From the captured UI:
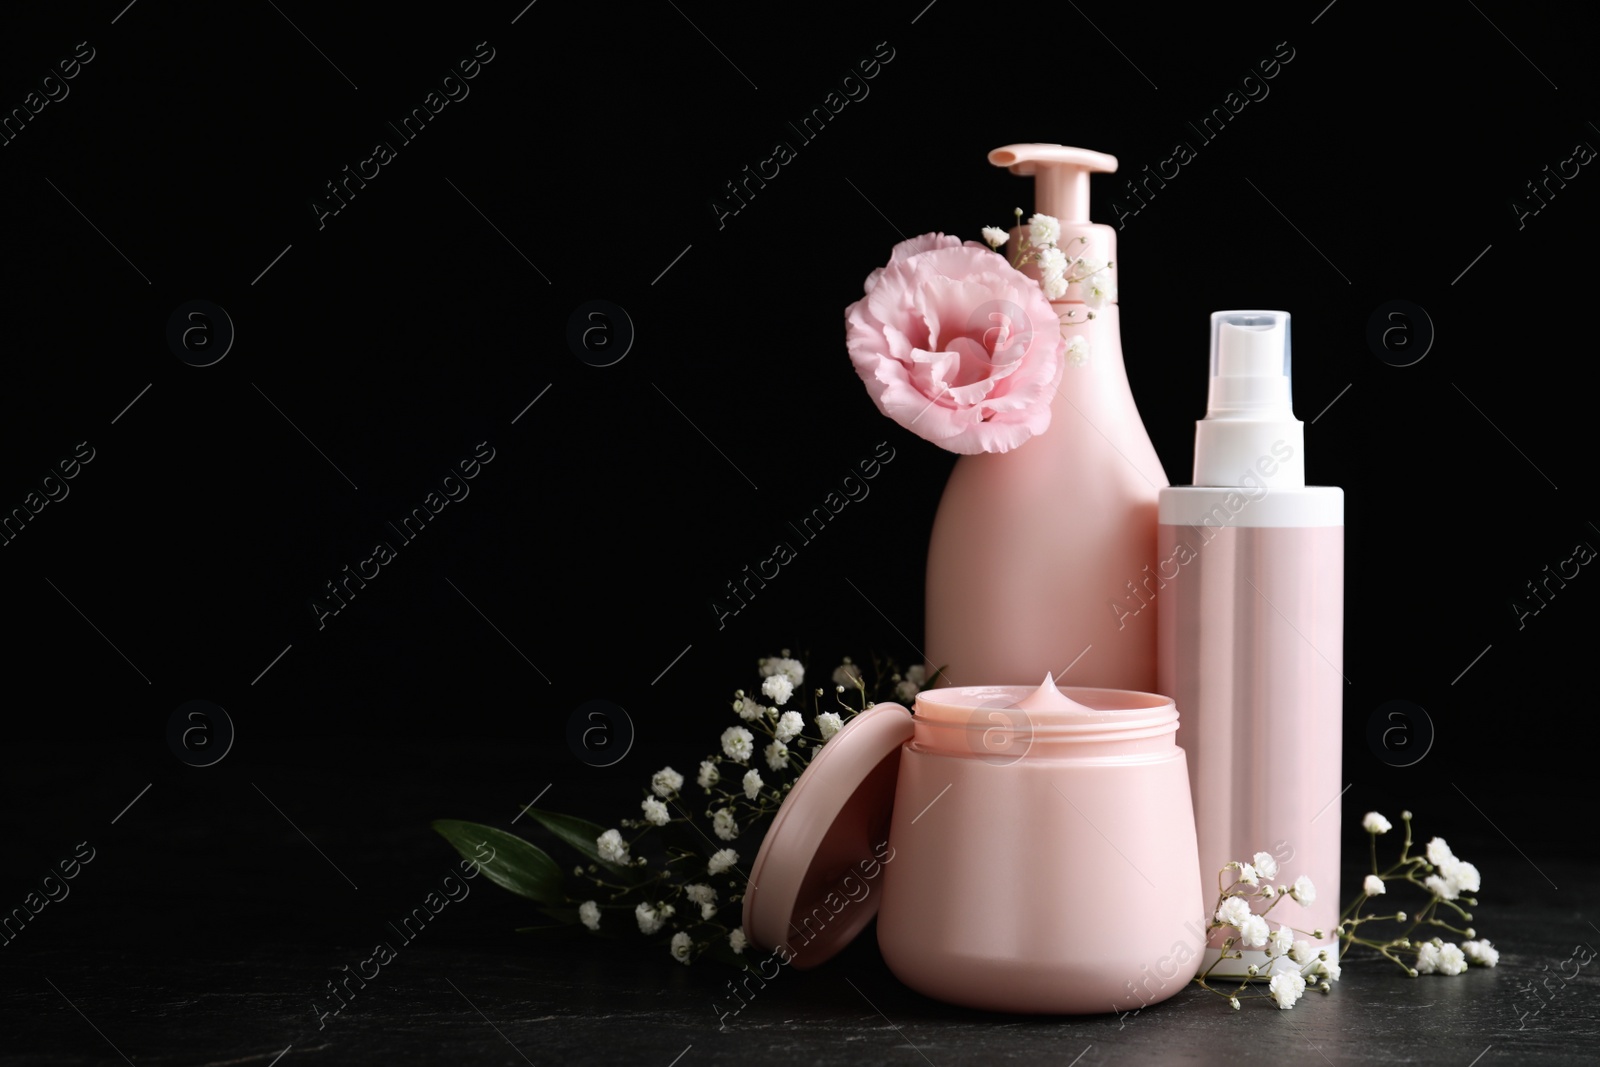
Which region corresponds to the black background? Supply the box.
[1,0,1595,1061]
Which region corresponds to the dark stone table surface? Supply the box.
[3,744,1594,1066]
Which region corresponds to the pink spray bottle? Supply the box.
[1157,311,1345,976]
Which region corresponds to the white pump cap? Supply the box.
[1192,311,1305,489]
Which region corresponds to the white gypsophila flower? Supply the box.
[729,927,747,954]
[651,766,684,798]
[1443,857,1481,895]
[640,797,670,826]
[832,661,863,687]
[1268,924,1295,959]
[1291,875,1317,906]
[721,726,754,762]
[636,901,664,935]
[1363,811,1392,834]
[708,848,738,875]
[1253,852,1279,881]
[775,710,804,743]
[579,900,600,931]
[701,902,716,920]
[1215,895,1252,928]
[685,883,716,905]
[1424,873,1457,901]
[1237,863,1259,887]
[815,712,843,741]
[596,828,629,864]
[1317,955,1342,982]
[1426,837,1455,866]
[697,760,719,790]
[1041,272,1069,301]
[1415,941,1442,974]
[713,808,739,840]
[1269,972,1305,1009]
[1037,246,1068,280]
[1360,874,1384,896]
[742,768,763,800]
[1028,213,1061,248]
[1085,270,1116,309]
[1238,914,1270,948]
[1065,335,1089,366]
[761,656,805,686]
[762,674,794,705]
[894,678,921,702]
[1463,940,1500,967]
[1438,943,1468,976]
[765,740,789,771]
[1289,940,1314,964]
[982,226,1009,248]
[734,697,763,721]
[671,930,692,964]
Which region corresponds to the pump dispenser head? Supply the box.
[1192,311,1305,489]
[987,144,1117,222]
[989,144,1119,305]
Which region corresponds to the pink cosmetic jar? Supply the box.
[743,676,1205,1014]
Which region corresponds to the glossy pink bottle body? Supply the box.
[1156,518,1344,968]
[924,145,1167,691]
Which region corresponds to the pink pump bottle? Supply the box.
[924,144,1167,691]
[1156,311,1345,976]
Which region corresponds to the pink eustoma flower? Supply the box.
[845,233,1064,454]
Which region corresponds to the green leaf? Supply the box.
[515,923,586,939]
[520,807,644,881]
[432,819,563,905]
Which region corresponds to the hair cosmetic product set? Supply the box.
[744,144,1344,1013]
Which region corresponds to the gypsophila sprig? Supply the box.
[978,208,1116,349]
[432,648,918,968]
[1192,855,1331,1010]
[1335,810,1499,979]
[1191,808,1500,1012]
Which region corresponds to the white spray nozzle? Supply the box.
[1218,320,1284,377]
[1193,310,1305,489]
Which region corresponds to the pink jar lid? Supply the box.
[741,701,913,969]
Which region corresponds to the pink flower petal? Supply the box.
[845,237,1064,454]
